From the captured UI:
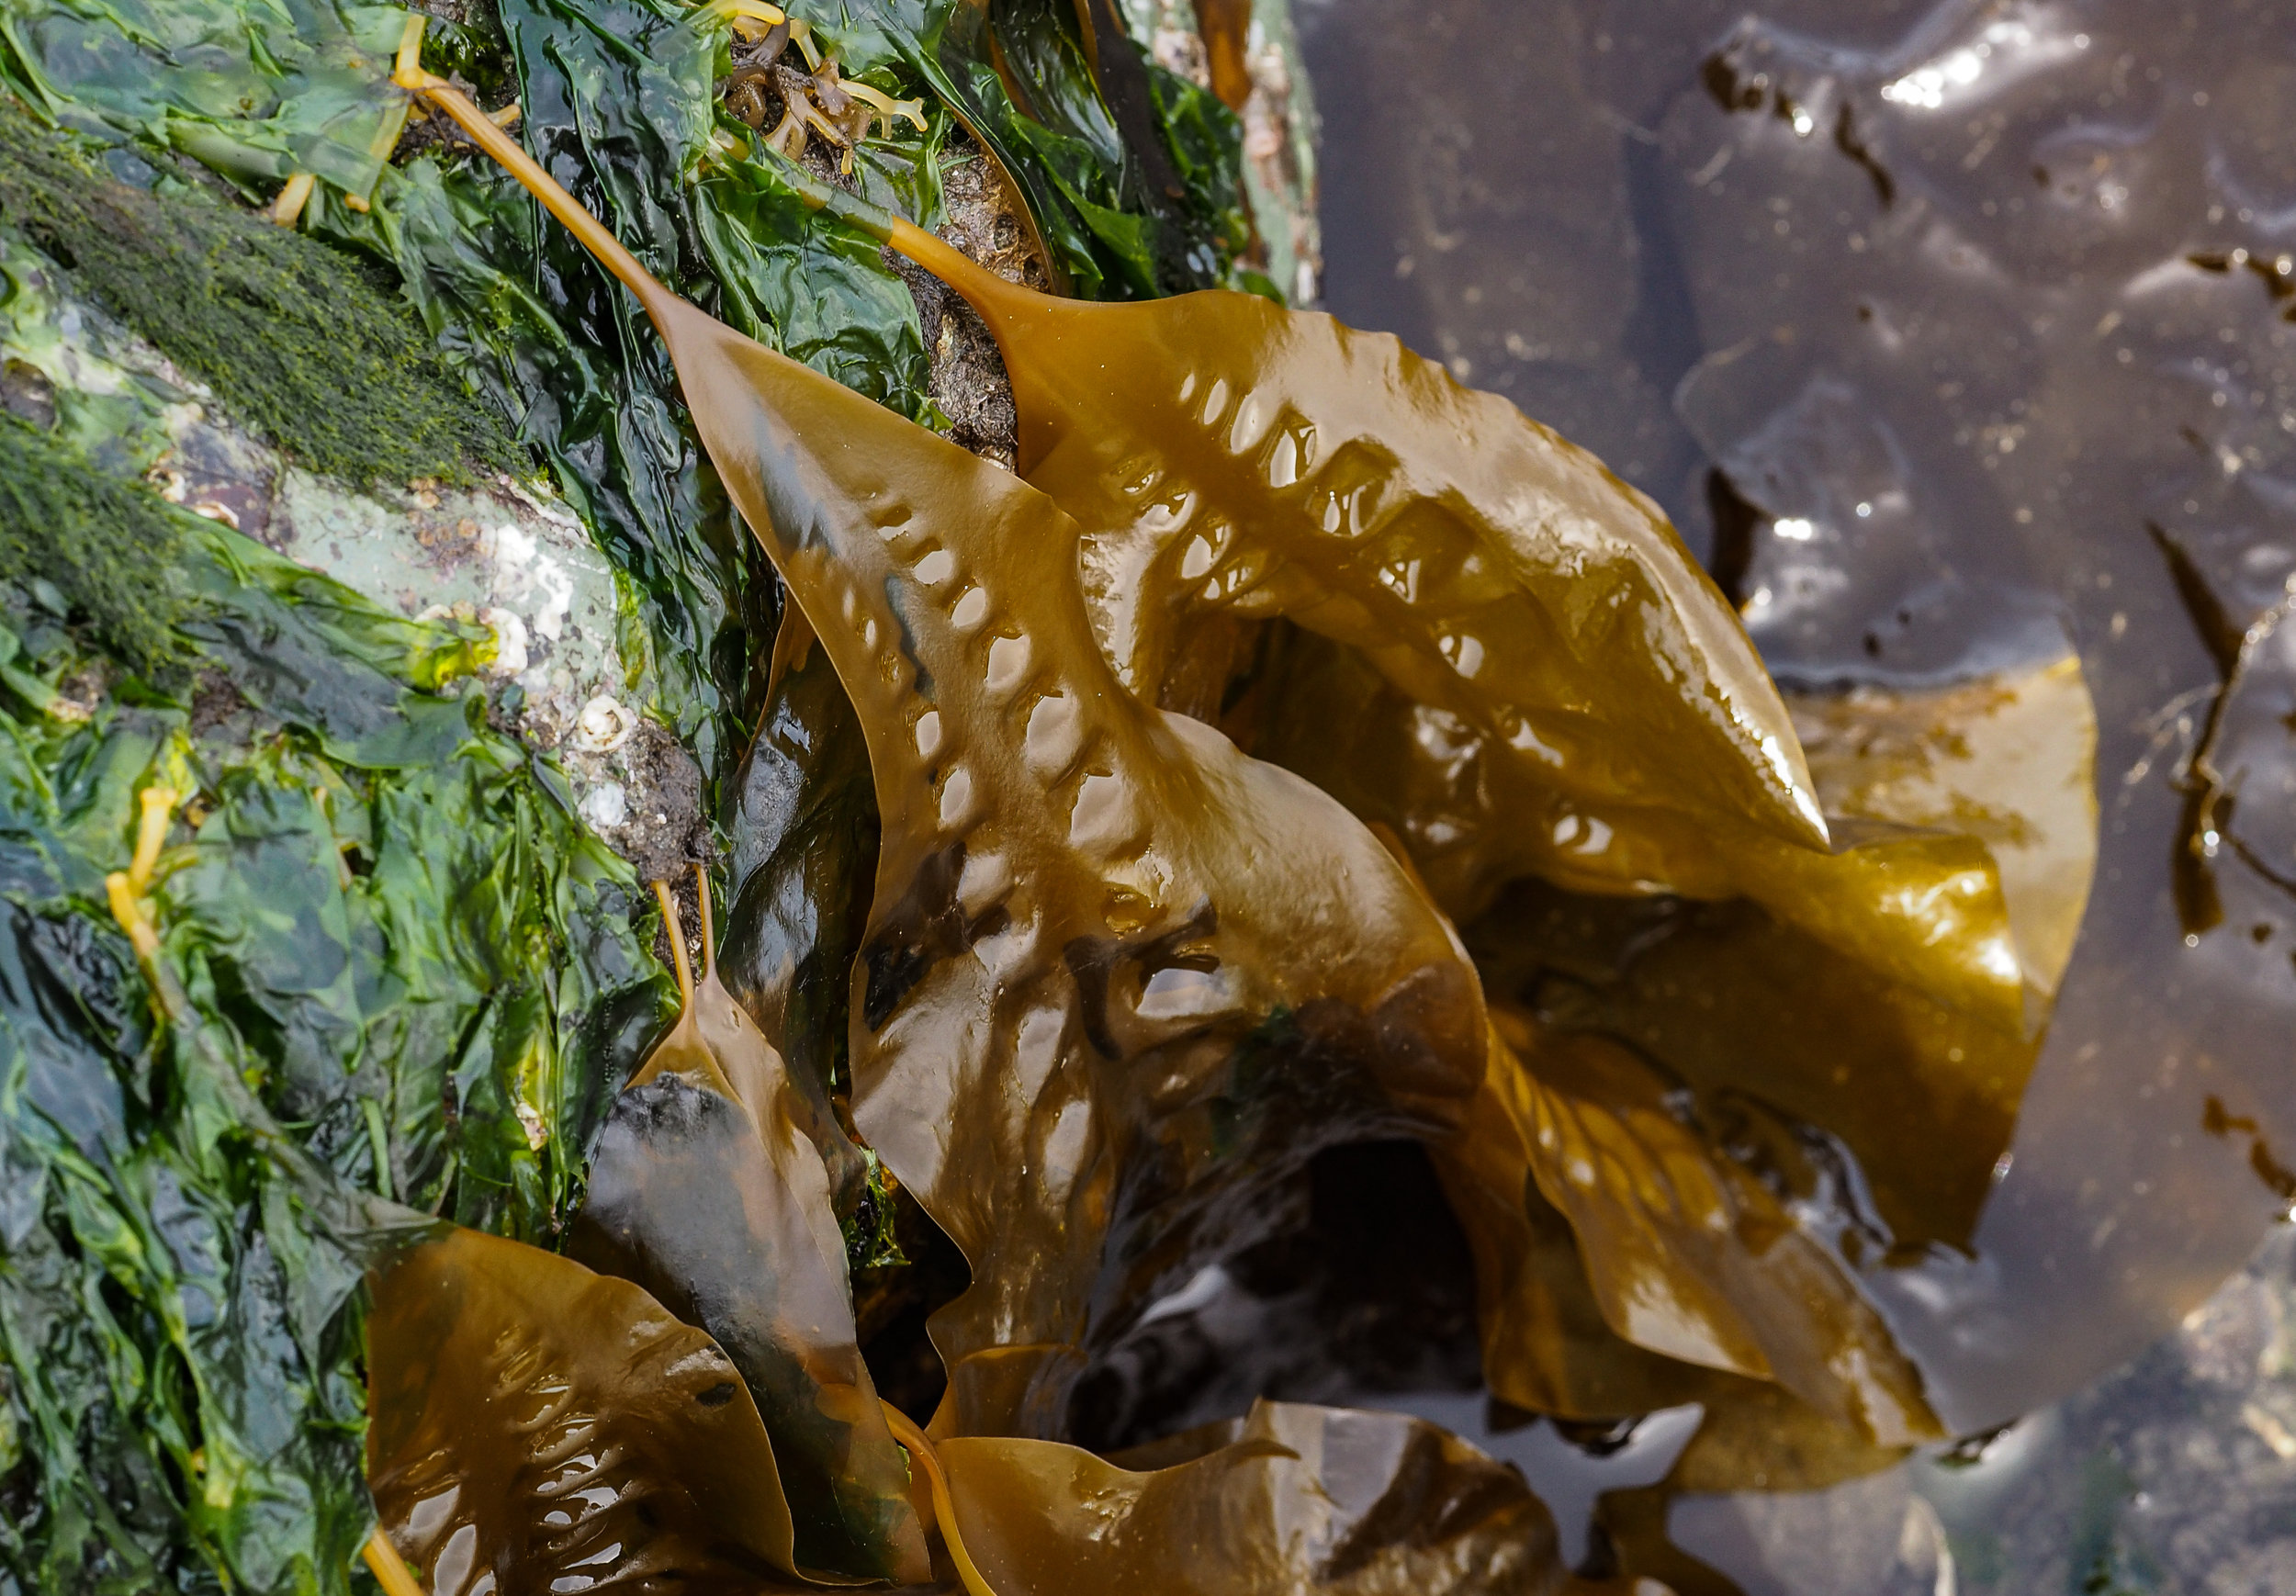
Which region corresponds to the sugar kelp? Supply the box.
[411,49,1974,1462]
[1449,1008,1937,1444]
[367,1229,1585,1595]
[936,1399,1573,1594]
[400,67,1490,1443]
[0,417,664,1592]
[1433,654,2094,1457]
[1266,641,2094,1235]
[717,601,904,1260]
[568,870,929,1581]
[728,153,2042,1439]
[763,159,2063,1040]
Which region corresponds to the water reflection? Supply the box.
[1288,0,2296,1581]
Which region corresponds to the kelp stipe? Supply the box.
[879,1402,1002,1596]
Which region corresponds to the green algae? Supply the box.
[0,102,513,489]
[0,416,181,669]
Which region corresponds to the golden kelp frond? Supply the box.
[1455,649,2098,1256]
[879,253,1826,860]
[366,1228,817,1594]
[791,181,2095,1052]
[571,876,928,1582]
[1431,1118,1919,1492]
[1252,628,2032,1027]
[657,282,1490,1436]
[939,1399,1571,1595]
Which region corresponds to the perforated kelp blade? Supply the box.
[748,164,1827,855]
[569,875,929,1583]
[366,1228,822,1594]
[392,65,1491,1440]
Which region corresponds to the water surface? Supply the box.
[1285,0,2296,1585]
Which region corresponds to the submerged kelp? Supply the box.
[732,160,2077,1449]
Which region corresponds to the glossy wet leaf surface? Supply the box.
[0,0,2178,1583]
[635,278,1490,1437]
[719,605,880,1221]
[366,1226,817,1595]
[1,0,415,199]
[407,35,2096,1564]
[1448,1011,1937,1444]
[0,513,660,1590]
[841,0,1254,301]
[849,215,2074,1056]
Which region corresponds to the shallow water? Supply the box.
[1277,0,2296,1586]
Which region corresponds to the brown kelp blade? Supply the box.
[400,68,1490,1443]
[366,1228,818,1594]
[1430,658,2092,1430]
[1255,626,2038,1026]
[1446,649,2096,1257]
[719,603,882,1219]
[753,157,2085,1040]
[940,1400,1571,1595]
[571,878,928,1583]
[1786,656,2099,1001]
[854,190,1826,860]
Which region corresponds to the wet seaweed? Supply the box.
[0,101,515,488]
